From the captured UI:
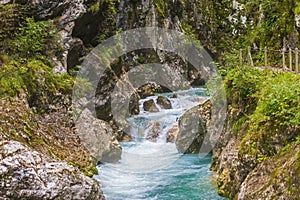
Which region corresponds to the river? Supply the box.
[94,88,227,200]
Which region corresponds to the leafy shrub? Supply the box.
[12,17,59,58]
[226,66,300,162]
[225,66,263,113]
[251,71,300,128]
[0,58,74,112]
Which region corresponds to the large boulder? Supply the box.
[175,100,212,153]
[75,109,122,163]
[0,140,105,200]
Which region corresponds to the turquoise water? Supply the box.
[95,147,226,200]
[94,88,227,200]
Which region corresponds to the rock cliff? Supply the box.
[0,140,105,200]
[211,67,300,199]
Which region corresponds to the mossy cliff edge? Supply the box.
[211,66,300,199]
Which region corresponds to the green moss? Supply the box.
[226,66,300,169]
[87,166,99,176]
[153,0,166,18]
[232,115,248,134]
[90,1,100,13]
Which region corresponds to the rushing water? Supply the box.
[94,88,227,200]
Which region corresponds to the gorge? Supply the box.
[0,0,299,200]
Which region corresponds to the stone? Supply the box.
[0,140,105,200]
[66,38,88,71]
[145,121,161,141]
[175,100,212,153]
[137,82,171,99]
[75,109,122,163]
[237,143,300,200]
[143,99,159,112]
[157,96,172,109]
[166,125,179,143]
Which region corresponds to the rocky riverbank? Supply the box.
[211,66,300,199]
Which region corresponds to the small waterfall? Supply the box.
[94,88,227,200]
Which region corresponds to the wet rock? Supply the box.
[192,97,207,103]
[138,82,171,99]
[175,100,212,153]
[143,99,159,112]
[0,140,105,200]
[75,109,122,163]
[118,132,132,142]
[95,69,140,122]
[166,125,179,143]
[171,93,178,98]
[129,92,140,115]
[145,121,161,142]
[157,96,172,109]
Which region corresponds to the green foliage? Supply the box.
[0,14,73,107]
[153,0,166,18]
[226,66,300,163]
[252,72,300,127]
[12,17,58,58]
[296,2,300,14]
[0,4,25,41]
[225,66,262,113]
[236,0,297,49]
[90,1,100,14]
[0,59,74,99]
[0,61,24,97]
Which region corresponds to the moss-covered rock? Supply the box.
[212,67,300,199]
[0,96,97,177]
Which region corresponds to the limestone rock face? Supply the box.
[175,100,212,153]
[143,99,159,112]
[75,109,122,163]
[0,140,105,200]
[211,110,300,199]
[157,96,172,109]
[237,143,300,200]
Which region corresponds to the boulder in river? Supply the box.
[145,121,162,141]
[175,100,212,153]
[143,99,159,112]
[156,96,172,109]
[0,140,105,200]
[76,109,122,163]
[166,125,179,143]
